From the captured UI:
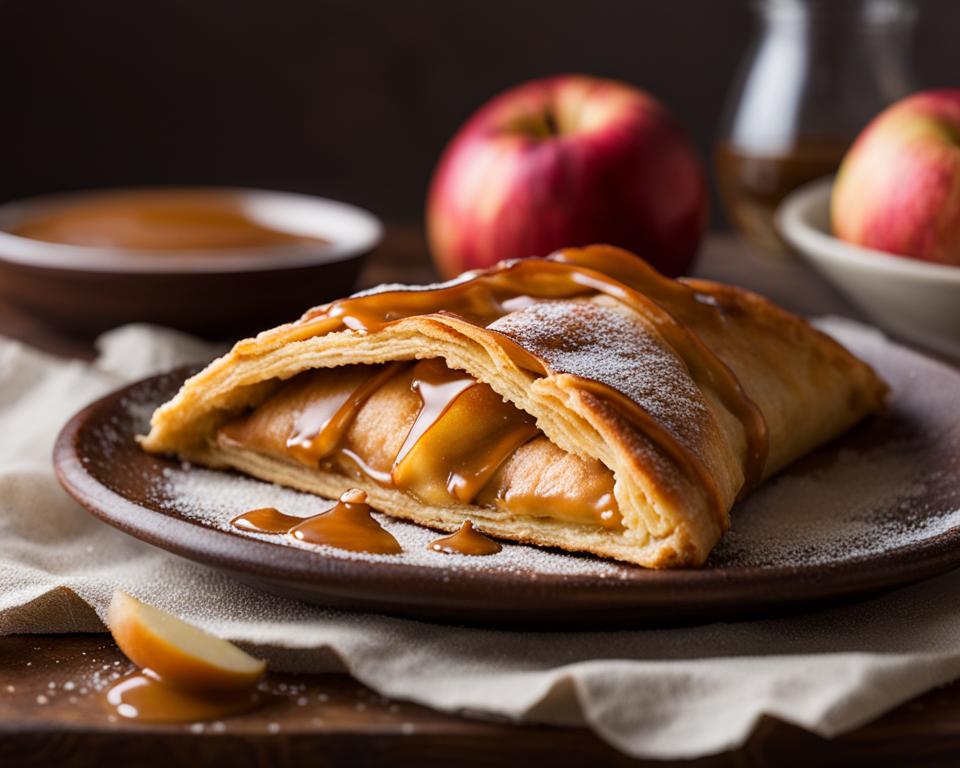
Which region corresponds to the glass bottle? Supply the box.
[715,0,917,252]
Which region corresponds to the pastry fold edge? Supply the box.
[141,246,888,567]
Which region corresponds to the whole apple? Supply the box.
[832,89,960,266]
[427,75,708,278]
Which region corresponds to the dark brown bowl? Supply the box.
[0,188,382,338]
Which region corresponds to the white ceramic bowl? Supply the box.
[778,178,960,358]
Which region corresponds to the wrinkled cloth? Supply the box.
[2,322,960,760]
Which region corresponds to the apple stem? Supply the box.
[542,109,559,137]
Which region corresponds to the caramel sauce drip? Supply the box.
[15,190,327,251]
[230,507,302,534]
[287,247,769,509]
[286,362,406,465]
[229,491,401,554]
[335,447,395,486]
[427,521,502,556]
[392,362,477,467]
[289,489,401,555]
[105,669,258,723]
[391,360,539,506]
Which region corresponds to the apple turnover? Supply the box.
[141,245,887,567]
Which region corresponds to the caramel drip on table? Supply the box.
[105,669,258,723]
[427,521,502,556]
[285,247,768,508]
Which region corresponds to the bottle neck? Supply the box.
[724,0,918,155]
[754,0,917,36]
[751,0,916,108]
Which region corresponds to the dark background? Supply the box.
[1,0,957,228]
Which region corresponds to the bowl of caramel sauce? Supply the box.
[0,187,382,337]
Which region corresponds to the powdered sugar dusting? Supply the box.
[710,440,959,568]
[489,301,711,456]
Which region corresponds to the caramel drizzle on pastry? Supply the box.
[220,360,624,527]
[273,246,768,509]
[286,362,406,465]
[277,360,548,508]
[391,360,540,506]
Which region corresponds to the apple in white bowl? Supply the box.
[780,178,960,358]
[427,74,708,278]
[832,89,960,266]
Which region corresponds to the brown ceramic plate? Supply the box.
[54,324,960,627]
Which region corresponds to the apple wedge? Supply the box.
[108,590,266,693]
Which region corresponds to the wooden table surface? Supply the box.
[3,230,959,767]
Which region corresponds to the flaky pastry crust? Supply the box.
[141,246,887,567]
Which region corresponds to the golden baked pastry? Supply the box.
[141,245,887,567]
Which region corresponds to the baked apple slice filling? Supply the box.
[217,359,623,531]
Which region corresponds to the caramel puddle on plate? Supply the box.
[427,521,502,556]
[231,506,303,534]
[105,669,259,723]
[230,489,402,555]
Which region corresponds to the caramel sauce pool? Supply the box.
[290,494,401,554]
[105,669,258,723]
[231,507,303,534]
[13,190,328,251]
[427,521,502,556]
[230,490,402,555]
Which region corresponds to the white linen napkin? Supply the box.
[2,321,959,760]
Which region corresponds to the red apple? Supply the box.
[832,89,960,266]
[426,75,708,278]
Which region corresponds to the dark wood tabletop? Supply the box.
[3,229,960,767]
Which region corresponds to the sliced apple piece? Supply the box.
[108,590,266,693]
